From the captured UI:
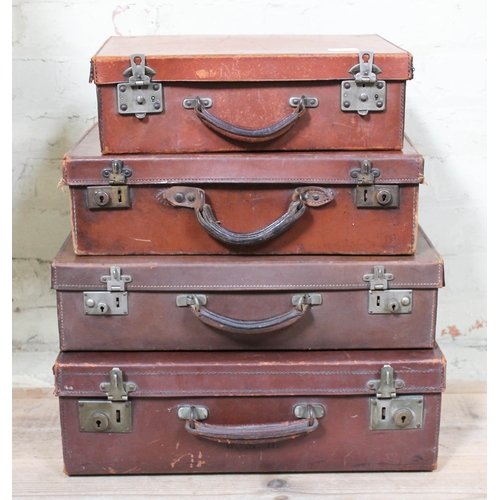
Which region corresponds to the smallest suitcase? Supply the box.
[54,346,446,475]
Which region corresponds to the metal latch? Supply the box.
[87,160,132,209]
[368,364,424,430]
[117,53,163,119]
[351,160,399,208]
[363,266,412,314]
[341,51,386,115]
[83,266,132,315]
[78,368,137,433]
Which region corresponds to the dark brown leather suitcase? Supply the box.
[53,346,446,475]
[90,35,413,154]
[62,124,423,256]
[51,227,443,352]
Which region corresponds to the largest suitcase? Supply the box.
[90,34,413,154]
[54,347,446,475]
[62,124,424,256]
[51,227,443,352]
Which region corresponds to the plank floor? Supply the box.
[12,381,487,499]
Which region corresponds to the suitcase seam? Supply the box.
[71,189,79,251]
[66,177,423,185]
[57,387,444,396]
[429,289,437,345]
[57,294,66,350]
[399,83,405,147]
[53,283,442,289]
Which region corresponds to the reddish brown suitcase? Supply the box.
[62,124,424,256]
[54,346,446,475]
[90,35,413,154]
[51,227,443,352]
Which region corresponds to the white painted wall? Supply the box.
[12,0,487,385]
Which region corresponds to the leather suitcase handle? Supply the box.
[182,405,320,445]
[160,186,335,246]
[192,95,308,143]
[179,293,320,335]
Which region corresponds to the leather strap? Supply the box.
[161,186,335,246]
[187,294,310,334]
[184,416,319,445]
[193,96,308,143]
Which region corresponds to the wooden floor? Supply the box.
[12,381,487,499]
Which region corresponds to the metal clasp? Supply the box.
[100,367,137,401]
[362,266,412,314]
[341,51,386,115]
[117,54,163,119]
[78,368,136,433]
[83,267,132,315]
[87,160,132,209]
[367,364,424,431]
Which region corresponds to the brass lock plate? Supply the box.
[341,80,386,113]
[87,186,130,209]
[117,82,163,116]
[370,395,424,430]
[355,185,399,208]
[368,290,412,314]
[78,400,132,433]
[83,291,128,315]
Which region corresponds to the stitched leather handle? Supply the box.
[179,293,321,335]
[192,96,308,143]
[182,406,320,445]
[160,186,335,246]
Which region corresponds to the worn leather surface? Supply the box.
[91,35,413,83]
[54,347,445,475]
[62,125,423,256]
[52,228,444,351]
[91,32,412,153]
[96,81,406,154]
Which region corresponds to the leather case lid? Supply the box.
[62,124,424,186]
[90,34,413,84]
[51,226,444,291]
[53,346,446,398]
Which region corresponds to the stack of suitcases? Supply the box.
[51,35,446,475]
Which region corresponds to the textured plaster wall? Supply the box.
[12,0,487,385]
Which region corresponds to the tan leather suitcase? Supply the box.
[62,124,423,256]
[51,227,443,352]
[53,346,446,475]
[90,35,413,154]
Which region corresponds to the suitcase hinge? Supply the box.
[78,368,137,433]
[117,53,163,119]
[363,266,412,314]
[341,51,386,116]
[87,160,132,209]
[350,160,399,208]
[83,266,132,315]
[368,364,424,430]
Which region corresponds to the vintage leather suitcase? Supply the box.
[54,346,446,475]
[90,35,413,154]
[62,124,424,256]
[51,226,443,352]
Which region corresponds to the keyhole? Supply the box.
[117,189,122,203]
[380,193,387,202]
[391,303,397,311]
[364,189,368,202]
[95,419,102,428]
[100,305,105,312]
[116,296,120,308]
[376,295,381,307]
[400,415,406,424]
